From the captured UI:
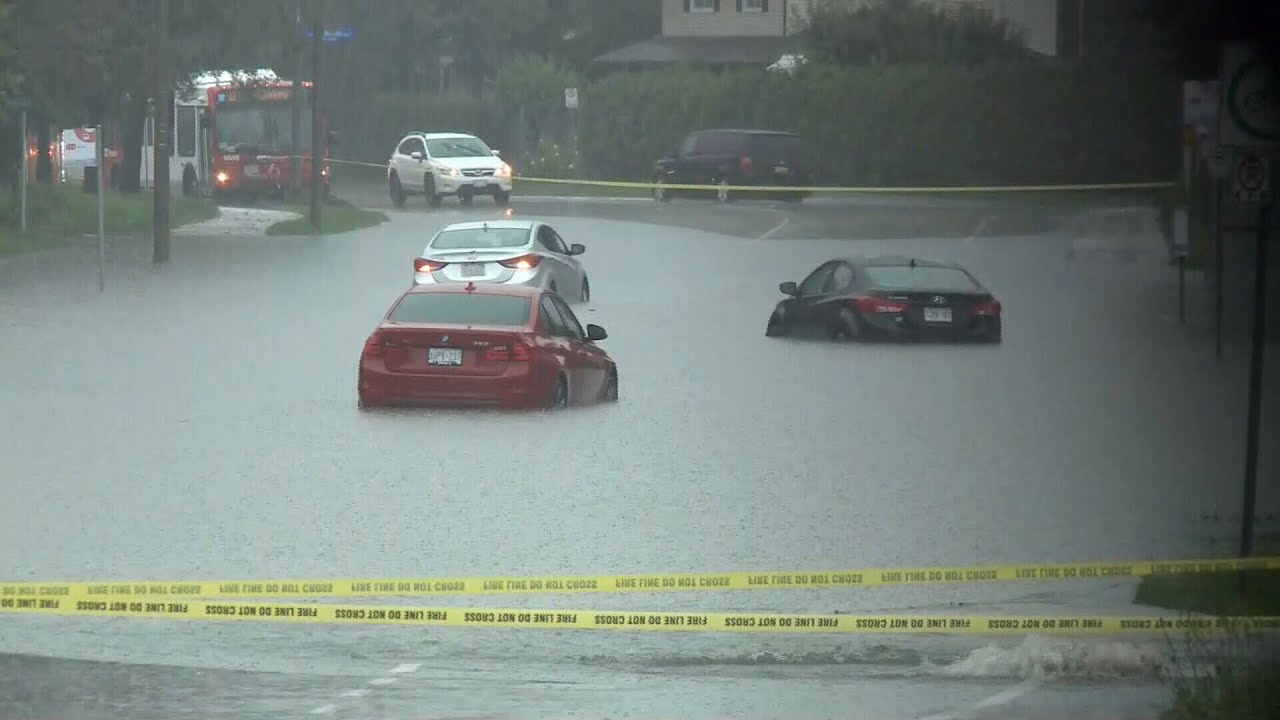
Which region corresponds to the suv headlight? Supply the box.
[435,165,458,177]
[496,163,512,178]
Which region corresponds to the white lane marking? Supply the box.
[310,704,337,715]
[756,217,790,241]
[389,662,421,673]
[915,678,1038,720]
[368,677,397,686]
[340,689,370,698]
[964,215,992,245]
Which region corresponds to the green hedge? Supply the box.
[331,63,1180,187]
[579,63,1179,186]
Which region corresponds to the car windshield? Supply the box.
[427,137,493,158]
[388,293,530,326]
[430,227,529,249]
[864,265,981,291]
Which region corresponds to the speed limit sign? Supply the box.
[1231,153,1272,205]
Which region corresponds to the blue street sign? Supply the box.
[303,27,355,43]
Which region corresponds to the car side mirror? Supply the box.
[569,243,585,255]
[779,281,799,297]
[410,151,423,161]
[491,149,502,157]
[586,324,607,341]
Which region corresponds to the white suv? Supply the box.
[387,132,513,208]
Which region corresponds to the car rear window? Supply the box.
[389,293,531,327]
[865,265,981,291]
[430,227,529,249]
[747,133,802,159]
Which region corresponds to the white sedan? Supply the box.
[412,220,591,304]
[387,132,513,208]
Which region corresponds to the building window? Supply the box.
[739,0,767,12]
[688,0,717,13]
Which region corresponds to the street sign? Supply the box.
[303,27,355,43]
[1219,44,1280,149]
[11,95,31,110]
[1207,143,1232,179]
[564,87,578,110]
[1183,80,1219,135]
[1230,153,1272,205]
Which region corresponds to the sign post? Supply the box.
[565,88,579,179]
[96,124,106,293]
[1217,43,1278,588]
[1173,207,1189,323]
[14,95,30,232]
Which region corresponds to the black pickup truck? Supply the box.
[650,129,815,203]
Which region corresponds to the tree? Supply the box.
[801,0,1033,67]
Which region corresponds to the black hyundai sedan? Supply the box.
[765,255,1002,342]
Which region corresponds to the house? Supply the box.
[591,0,1066,69]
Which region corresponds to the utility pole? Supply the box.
[290,0,302,194]
[152,0,171,264]
[309,7,323,230]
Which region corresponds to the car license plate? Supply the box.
[924,307,952,323]
[428,348,462,366]
[773,165,791,175]
[243,165,259,177]
[461,263,485,277]
[474,178,489,186]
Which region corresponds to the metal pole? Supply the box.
[1215,179,1225,359]
[153,0,171,264]
[97,124,106,293]
[1239,202,1271,592]
[19,109,26,232]
[309,10,322,230]
[1178,256,1186,324]
[290,0,302,194]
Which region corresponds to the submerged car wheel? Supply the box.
[832,307,863,342]
[550,376,569,409]
[765,306,789,337]
[601,369,618,402]
[389,174,406,208]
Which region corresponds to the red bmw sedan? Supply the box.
[357,282,618,409]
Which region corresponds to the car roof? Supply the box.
[412,132,480,140]
[437,220,537,232]
[403,282,542,298]
[841,255,965,270]
[697,129,799,137]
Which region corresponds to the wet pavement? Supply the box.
[0,193,1276,719]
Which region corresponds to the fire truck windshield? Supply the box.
[215,102,313,155]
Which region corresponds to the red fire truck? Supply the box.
[143,69,331,199]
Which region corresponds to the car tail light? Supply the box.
[362,333,383,356]
[739,155,753,174]
[974,296,1001,316]
[414,257,447,273]
[854,297,908,314]
[499,254,541,270]
[483,339,532,362]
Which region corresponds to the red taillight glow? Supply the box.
[414,258,447,273]
[483,340,532,362]
[854,297,908,314]
[739,155,753,173]
[362,333,383,356]
[974,297,1001,316]
[498,254,541,270]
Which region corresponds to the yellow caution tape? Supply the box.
[0,597,1274,634]
[508,175,1178,193]
[317,158,1175,193]
[5,557,1276,600]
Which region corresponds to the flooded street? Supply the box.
[0,194,1274,719]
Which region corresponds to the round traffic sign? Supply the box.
[1236,155,1267,190]
[1226,57,1280,142]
